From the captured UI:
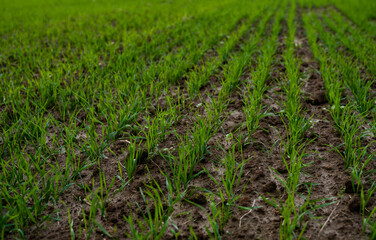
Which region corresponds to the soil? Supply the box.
[14,5,375,240]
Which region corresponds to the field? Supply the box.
[1,0,376,239]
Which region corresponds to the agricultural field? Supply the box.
[1,0,376,239]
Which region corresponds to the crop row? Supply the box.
[1,0,376,239]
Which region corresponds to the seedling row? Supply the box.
[1,0,376,239]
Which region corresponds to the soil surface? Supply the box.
[17,5,375,240]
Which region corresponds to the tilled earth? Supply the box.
[15,5,376,240]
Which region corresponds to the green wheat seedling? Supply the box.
[308,11,374,117]
[282,53,302,115]
[304,11,376,238]
[204,94,230,121]
[201,144,252,237]
[322,10,376,78]
[203,193,257,240]
[104,95,143,141]
[217,145,249,204]
[205,197,223,240]
[66,179,113,240]
[187,64,216,97]
[0,143,74,238]
[222,0,280,95]
[0,1,277,238]
[282,114,313,159]
[264,4,329,238]
[67,207,75,240]
[160,140,204,196]
[320,61,342,110]
[218,5,278,102]
[242,46,275,139]
[79,110,111,163]
[2,0,376,239]
[187,2,271,96]
[125,175,185,239]
[79,170,116,221]
[160,96,227,196]
[371,112,376,137]
[79,192,112,239]
[139,110,175,158]
[340,62,375,114]
[265,126,329,239]
[185,8,268,98]
[281,45,311,158]
[331,106,376,231]
[203,192,258,240]
[262,183,334,240]
[364,207,376,238]
[221,53,249,97]
[240,0,285,139]
[332,106,376,215]
[332,106,367,165]
[354,172,376,216]
[63,132,95,180]
[322,0,376,41]
[243,87,264,137]
[123,140,143,181]
[189,108,225,161]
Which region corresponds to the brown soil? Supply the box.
[17,5,374,240]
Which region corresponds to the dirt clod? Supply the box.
[348,196,361,212]
[305,91,328,105]
[262,181,277,193]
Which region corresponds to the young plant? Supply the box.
[123,140,143,180]
[161,140,204,196]
[203,144,251,236]
[124,175,185,239]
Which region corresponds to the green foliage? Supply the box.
[1,0,376,239]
